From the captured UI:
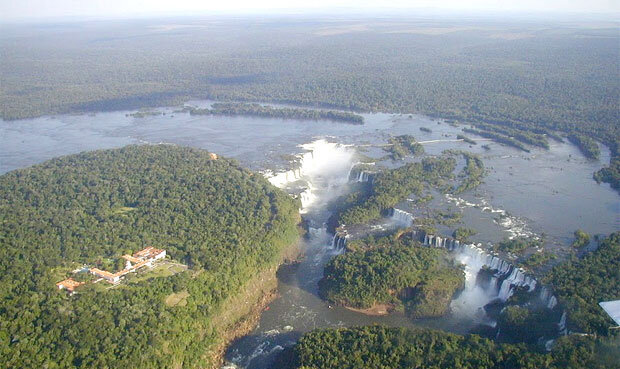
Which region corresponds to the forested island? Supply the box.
[319,234,464,318]
[333,150,484,227]
[274,326,616,369]
[334,156,455,226]
[185,103,364,124]
[384,134,425,160]
[0,145,301,369]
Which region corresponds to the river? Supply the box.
[0,102,617,368]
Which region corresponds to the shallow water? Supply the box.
[1,103,617,368]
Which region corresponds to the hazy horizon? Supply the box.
[1,0,619,23]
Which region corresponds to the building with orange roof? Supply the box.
[122,254,143,264]
[64,247,167,286]
[90,268,122,283]
[56,278,85,292]
[133,246,166,261]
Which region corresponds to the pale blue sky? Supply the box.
[1,0,618,21]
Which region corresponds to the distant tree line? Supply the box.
[186,103,364,124]
[1,21,617,190]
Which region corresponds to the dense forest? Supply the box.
[319,234,464,318]
[0,145,300,369]
[275,326,618,369]
[185,102,364,123]
[544,232,620,335]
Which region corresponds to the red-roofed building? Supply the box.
[56,278,85,292]
[133,247,166,261]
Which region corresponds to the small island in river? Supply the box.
[186,102,365,124]
[319,233,465,319]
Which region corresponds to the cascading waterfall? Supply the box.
[331,233,348,251]
[539,287,558,310]
[265,138,358,254]
[390,208,414,227]
[348,164,376,183]
[409,228,565,335]
[349,169,374,183]
[265,139,357,213]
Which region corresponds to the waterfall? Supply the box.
[539,286,557,309]
[413,229,540,301]
[411,228,564,332]
[331,233,348,251]
[348,164,376,183]
[390,208,414,227]
[265,139,356,212]
[557,311,567,335]
[353,170,373,183]
[413,229,568,338]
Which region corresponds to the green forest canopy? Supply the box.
[276,325,618,369]
[319,234,464,318]
[0,145,300,369]
[544,232,620,336]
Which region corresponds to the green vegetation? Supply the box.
[572,229,591,249]
[319,235,464,318]
[127,110,163,118]
[187,102,364,124]
[472,122,551,149]
[497,305,558,344]
[594,157,620,191]
[445,150,485,193]
[0,145,300,369]
[544,232,620,335]
[568,134,601,160]
[275,326,617,369]
[495,237,542,254]
[433,210,463,225]
[335,149,485,227]
[518,251,556,269]
[336,156,455,225]
[453,227,477,242]
[456,134,477,145]
[463,128,530,152]
[384,134,424,160]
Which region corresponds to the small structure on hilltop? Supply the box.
[89,247,166,284]
[57,247,168,289]
[209,152,218,160]
[56,278,85,293]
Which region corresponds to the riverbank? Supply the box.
[207,234,303,369]
[343,303,395,316]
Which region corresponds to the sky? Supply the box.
[1,0,618,22]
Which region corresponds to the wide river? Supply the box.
[1,102,618,368]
